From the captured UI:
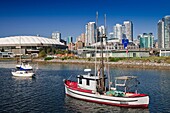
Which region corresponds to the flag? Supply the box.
[126,49,128,54]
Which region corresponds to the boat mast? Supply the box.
[99,14,107,92]
[95,11,98,79]
[20,36,21,64]
[105,14,111,91]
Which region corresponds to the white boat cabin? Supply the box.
[77,69,99,91]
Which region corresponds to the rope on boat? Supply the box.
[67,74,73,80]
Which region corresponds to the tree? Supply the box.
[47,48,51,54]
[39,50,46,57]
[52,48,56,54]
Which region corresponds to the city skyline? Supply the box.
[0,0,170,41]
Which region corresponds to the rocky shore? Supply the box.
[33,59,170,70]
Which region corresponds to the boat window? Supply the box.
[87,79,90,86]
[90,74,94,76]
[79,78,82,84]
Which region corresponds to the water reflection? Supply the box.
[1,62,170,112]
[12,76,36,80]
[64,96,149,113]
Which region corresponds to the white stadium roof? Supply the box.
[0,36,64,46]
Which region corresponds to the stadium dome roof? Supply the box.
[0,36,64,46]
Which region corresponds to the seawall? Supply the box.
[33,59,170,70]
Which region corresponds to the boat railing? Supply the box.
[115,83,126,87]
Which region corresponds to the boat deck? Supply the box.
[65,80,93,93]
[64,80,148,97]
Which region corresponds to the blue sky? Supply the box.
[0,0,170,41]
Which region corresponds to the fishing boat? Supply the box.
[63,13,149,108]
[11,70,35,77]
[63,71,149,108]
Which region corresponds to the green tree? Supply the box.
[52,48,56,54]
[39,50,46,57]
[47,48,51,54]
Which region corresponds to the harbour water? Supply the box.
[0,61,170,113]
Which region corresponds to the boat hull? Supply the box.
[64,83,149,108]
[11,71,34,77]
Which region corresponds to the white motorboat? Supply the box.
[16,62,33,70]
[11,70,35,77]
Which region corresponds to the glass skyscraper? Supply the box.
[113,21,133,42]
[123,21,133,41]
[67,36,73,44]
[158,15,170,48]
[52,31,61,42]
[113,24,123,40]
[139,33,154,48]
[85,22,96,46]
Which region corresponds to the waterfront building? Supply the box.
[85,22,96,46]
[52,31,61,42]
[158,15,170,49]
[139,33,154,49]
[0,52,14,58]
[0,36,66,55]
[159,48,170,56]
[78,46,148,58]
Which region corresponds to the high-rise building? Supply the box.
[85,22,96,46]
[67,36,73,44]
[113,21,133,42]
[113,24,123,40]
[139,33,154,48]
[77,33,85,43]
[109,32,114,39]
[98,25,106,42]
[52,31,61,42]
[158,15,170,48]
[158,20,165,48]
[98,25,105,36]
[123,21,133,41]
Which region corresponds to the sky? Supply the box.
[0,0,170,42]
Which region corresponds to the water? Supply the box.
[0,61,170,113]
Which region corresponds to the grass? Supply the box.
[44,57,54,61]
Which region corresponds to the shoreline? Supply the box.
[33,59,170,70]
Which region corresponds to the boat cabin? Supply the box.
[77,69,99,91]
